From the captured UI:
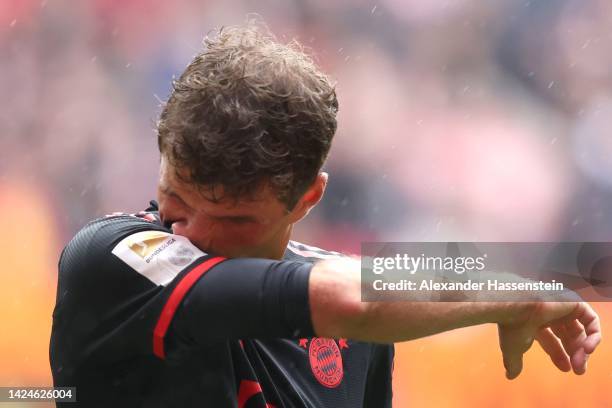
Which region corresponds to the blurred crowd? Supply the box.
[3,0,612,248]
[1,0,611,406]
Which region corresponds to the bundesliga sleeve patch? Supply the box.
[111,230,206,286]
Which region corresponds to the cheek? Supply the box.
[173,218,263,252]
[214,224,264,246]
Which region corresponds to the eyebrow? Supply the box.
[160,184,259,222]
[159,185,195,210]
[212,214,258,223]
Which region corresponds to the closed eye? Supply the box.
[159,186,194,211]
[215,216,256,224]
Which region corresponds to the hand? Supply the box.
[498,302,601,379]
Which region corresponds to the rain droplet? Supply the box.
[582,39,591,49]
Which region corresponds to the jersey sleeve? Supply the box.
[50,215,315,377]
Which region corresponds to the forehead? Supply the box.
[158,157,189,191]
[158,157,284,213]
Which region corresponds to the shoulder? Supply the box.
[61,214,168,267]
[59,213,206,287]
[284,240,346,263]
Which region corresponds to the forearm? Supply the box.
[310,258,600,379]
[309,258,534,342]
[355,301,532,343]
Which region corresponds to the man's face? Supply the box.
[157,157,304,259]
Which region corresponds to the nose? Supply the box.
[169,220,189,236]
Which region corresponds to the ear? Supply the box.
[287,172,328,223]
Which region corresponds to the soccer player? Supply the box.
[50,23,601,407]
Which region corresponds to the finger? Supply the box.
[503,348,523,380]
[499,325,534,380]
[571,347,587,375]
[552,320,588,374]
[583,331,602,355]
[550,323,569,352]
[575,304,602,354]
[535,328,571,372]
[564,318,585,338]
[563,304,604,372]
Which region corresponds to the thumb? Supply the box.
[499,325,535,380]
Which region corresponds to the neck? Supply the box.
[270,224,293,260]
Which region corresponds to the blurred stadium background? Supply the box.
[1,0,611,406]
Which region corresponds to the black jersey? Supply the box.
[50,202,394,407]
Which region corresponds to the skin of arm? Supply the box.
[309,258,602,379]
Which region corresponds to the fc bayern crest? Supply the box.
[308,338,344,388]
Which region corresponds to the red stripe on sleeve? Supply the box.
[238,380,263,408]
[153,256,226,359]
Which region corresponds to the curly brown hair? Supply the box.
[157,21,338,209]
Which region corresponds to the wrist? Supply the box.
[487,301,537,326]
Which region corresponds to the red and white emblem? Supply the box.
[308,338,344,388]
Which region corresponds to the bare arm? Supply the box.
[309,258,602,379]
